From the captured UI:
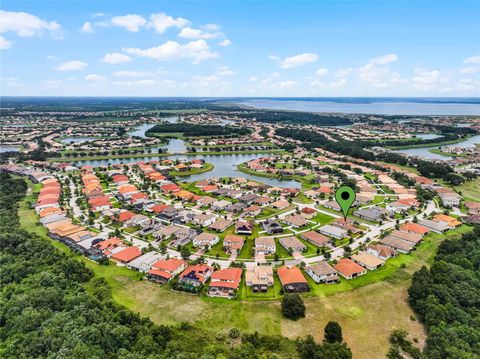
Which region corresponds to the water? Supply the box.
[73,152,301,188]
[415,134,442,140]
[0,145,20,153]
[128,116,179,138]
[240,98,480,115]
[62,137,96,144]
[391,134,480,160]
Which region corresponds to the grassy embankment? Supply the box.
[18,177,475,358]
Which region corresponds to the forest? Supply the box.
[408,226,480,358]
[0,172,351,359]
[146,123,251,137]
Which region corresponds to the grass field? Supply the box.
[455,177,480,202]
[18,177,475,358]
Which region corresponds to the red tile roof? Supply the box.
[111,246,142,263]
[277,266,307,285]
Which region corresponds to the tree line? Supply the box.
[146,123,251,137]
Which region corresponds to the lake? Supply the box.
[391,134,480,160]
[240,98,480,115]
[73,152,301,188]
[0,145,20,153]
[62,137,96,144]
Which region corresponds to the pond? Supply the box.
[0,145,20,153]
[61,137,96,144]
[128,116,179,138]
[73,152,301,188]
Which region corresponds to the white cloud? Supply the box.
[147,12,189,33]
[111,14,146,32]
[101,52,132,64]
[113,70,146,77]
[330,78,347,88]
[249,76,258,82]
[0,35,12,49]
[123,39,218,64]
[216,66,235,76]
[55,60,88,71]
[456,78,476,91]
[359,54,404,88]
[412,68,448,91]
[273,53,318,69]
[112,79,157,87]
[315,67,328,77]
[85,74,106,81]
[219,39,232,47]
[464,55,480,64]
[335,68,352,77]
[178,25,222,39]
[460,66,477,74]
[81,22,93,33]
[0,10,61,37]
[368,53,398,65]
[277,80,297,89]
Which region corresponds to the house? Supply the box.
[305,262,339,284]
[208,268,242,298]
[400,222,429,236]
[262,219,283,234]
[433,214,462,228]
[379,236,415,254]
[212,199,231,211]
[245,265,274,292]
[389,230,423,245]
[88,196,111,211]
[318,225,348,240]
[331,218,360,234]
[323,200,341,211]
[110,246,142,264]
[238,193,258,204]
[271,200,290,210]
[418,219,450,234]
[226,202,247,213]
[301,207,317,219]
[283,214,308,228]
[223,234,245,254]
[208,218,233,233]
[244,205,262,217]
[353,206,388,222]
[197,196,216,207]
[465,201,480,215]
[277,266,309,293]
[366,244,396,260]
[193,232,219,249]
[177,264,214,288]
[351,252,385,270]
[255,237,276,255]
[334,258,367,279]
[235,220,254,235]
[147,258,188,284]
[279,236,307,253]
[301,231,331,247]
[438,192,462,207]
[192,213,216,227]
[127,252,163,272]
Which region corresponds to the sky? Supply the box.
[1,0,479,97]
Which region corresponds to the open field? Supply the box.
[455,177,480,202]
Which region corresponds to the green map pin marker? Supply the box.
[335,185,356,220]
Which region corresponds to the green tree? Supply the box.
[281,293,306,320]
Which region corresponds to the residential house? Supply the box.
[235,220,254,235]
[193,232,219,249]
[245,265,274,292]
[277,266,309,293]
[390,230,423,245]
[418,219,450,234]
[351,252,385,270]
[223,234,245,254]
[318,225,348,240]
[255,237,276,255]
[147,258,188,284]
[305,262,339,284]
[127,252,163,272]
[279,236,307,253]
[192,214,216,227]
[208,268,242,298]
[301,231,331,247]
[379,236,415,254]
[366,244,396,260]
[283,214,308,228]
[177,264,214,288]
[110,246,142,264]
[334,258,367,279]
[262,219,283,234]
[353,206,388,222]
[209,218,233,233]
[271,200,290,210]
[400,222,429,236]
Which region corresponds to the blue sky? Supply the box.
[1,0,479,97]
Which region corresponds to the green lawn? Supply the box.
[455,177,480,202]
[170,162,214,177]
